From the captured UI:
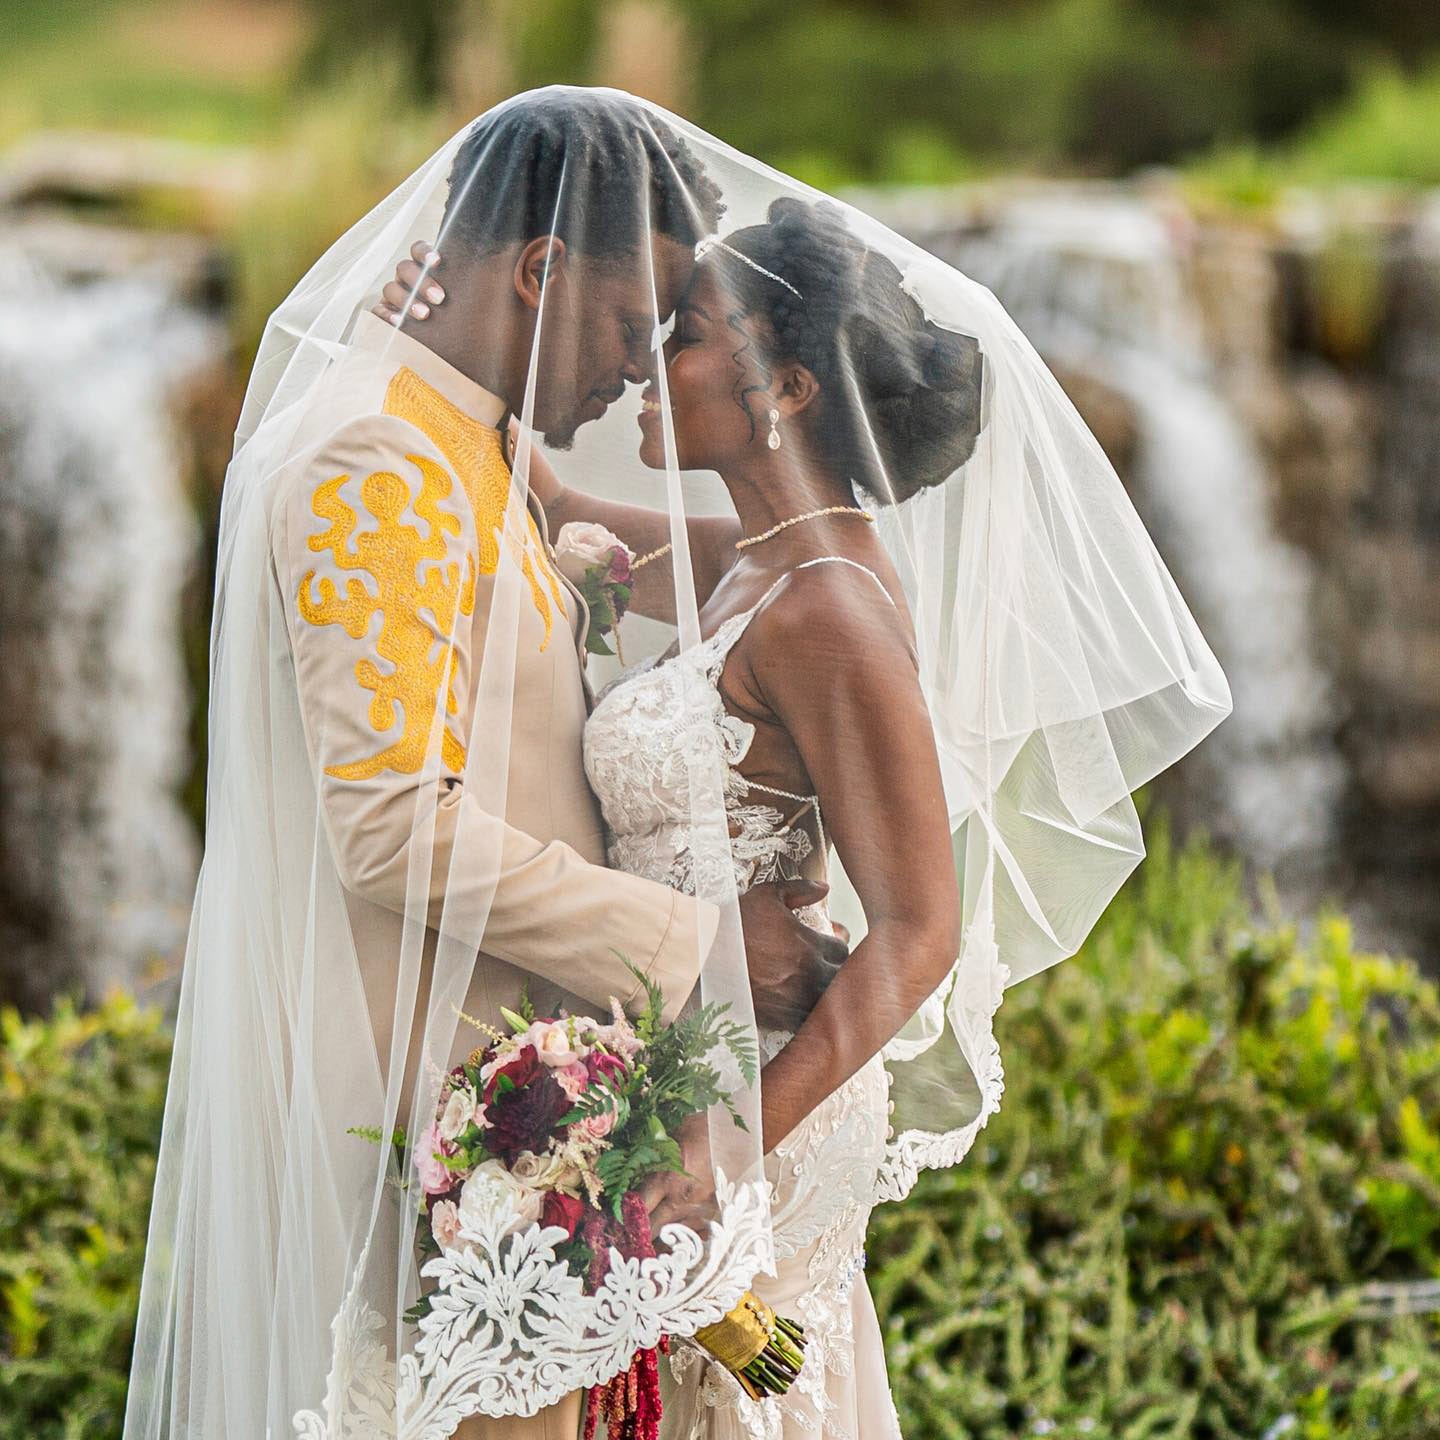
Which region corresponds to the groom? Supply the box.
[271,89,843,1439]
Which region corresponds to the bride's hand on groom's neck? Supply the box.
[738,878,846,1032]
[372,240,445,326]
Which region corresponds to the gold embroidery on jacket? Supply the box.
[296,365,570,781]
[298,458,474,780]
[381,366,568,645]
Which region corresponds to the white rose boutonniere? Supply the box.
[553,521,635,660]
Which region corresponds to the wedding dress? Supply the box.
[584,557,903,1440]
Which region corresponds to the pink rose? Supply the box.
[578,1110,615,1141]
[556,1062,590,1101]
[430,1198,462,1250]
[415,1121,455,1196]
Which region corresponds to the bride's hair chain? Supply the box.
[697,236,803,300]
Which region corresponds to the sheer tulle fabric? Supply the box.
[123,87,1230,1439]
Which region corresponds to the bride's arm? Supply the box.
[519,424,741,622]
[733,566,962,1153]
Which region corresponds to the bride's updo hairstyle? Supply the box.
[717,197,984,503]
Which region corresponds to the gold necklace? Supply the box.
[734,505,875,551]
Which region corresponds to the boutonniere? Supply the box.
[554,522,636,661]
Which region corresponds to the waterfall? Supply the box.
[0,256,219,1010]
[886,187,1345,876]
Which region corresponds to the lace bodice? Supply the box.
[583,614,807,902]
[583,557,892,903]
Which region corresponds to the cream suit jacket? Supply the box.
[267,313,716,1119]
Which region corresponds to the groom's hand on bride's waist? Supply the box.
[739,879,847,1031]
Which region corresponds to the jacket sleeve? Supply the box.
[272,412,714,1023]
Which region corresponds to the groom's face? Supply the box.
[531,235,695,449]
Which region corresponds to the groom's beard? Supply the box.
[542,415,582,450]
[543,388,624,450]
[538,390,589,450]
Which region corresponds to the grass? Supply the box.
[870,820,1440,1438]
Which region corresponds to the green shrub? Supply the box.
[5,823,1439,1437]
[0,994,172,1440]
[870,820,1440,1439]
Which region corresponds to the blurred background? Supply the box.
[4,3,1440,1437]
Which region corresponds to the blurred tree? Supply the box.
[301,0,1440,180]
[306,0,451,93]
[305,0,598,118]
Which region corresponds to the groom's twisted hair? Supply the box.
[440,87,725,263]
[719,198,984,503]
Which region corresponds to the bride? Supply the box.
[125,86,1230,1440]
[560,196,973,1437]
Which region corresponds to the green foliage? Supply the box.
[1,0,291,150]
[1188,61,1440,207]
[587,956,760,1206]
[225,63,448,362]
[869,819,1440,1438]
[676,0,1424,183]
[576,568,632,658]
[8,0,1440,190]
[0,993,172,1440]
[1289,62,1440,185]
[6,825,1440,1435]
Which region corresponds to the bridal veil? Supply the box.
[124,86,1230,1438]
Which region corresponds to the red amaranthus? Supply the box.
[583,1191,666,1440]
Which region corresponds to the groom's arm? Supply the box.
[272,413,716,1023]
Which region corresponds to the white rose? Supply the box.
[437,1086,475,1143]
[524,1018,592,1068]
[456,1159,545,1247]
[553,522,632,585]
[511,1148,585,1195]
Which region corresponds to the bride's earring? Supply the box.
[767,408,782,451]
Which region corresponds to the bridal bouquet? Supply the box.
[356,960,806,1439]
[553,521,635,659]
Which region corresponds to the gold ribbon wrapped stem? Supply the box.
[694,1291,776,1372]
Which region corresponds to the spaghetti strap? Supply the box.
[743,555,896,634]
[701,553,901,674]
[791,554,897,607]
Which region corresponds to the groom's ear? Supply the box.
[513,236,568,312]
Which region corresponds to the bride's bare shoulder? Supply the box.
[743,557,917,668]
